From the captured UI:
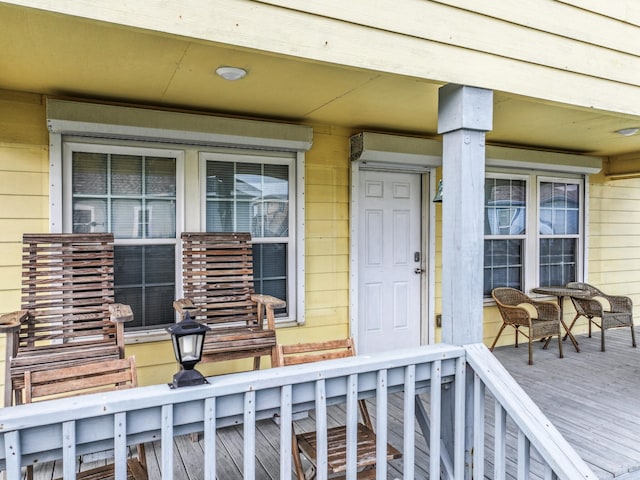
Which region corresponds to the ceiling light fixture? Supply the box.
[615,127,639,137]
[215,66,247,81]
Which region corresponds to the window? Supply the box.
[483,172,583,296]
[201,152,296,320]
[65,143,181,330]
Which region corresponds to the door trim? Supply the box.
[350,161,438,351]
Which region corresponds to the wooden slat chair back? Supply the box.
[490,287,564,365]
[276,338,402,479]
[173,232,285,370]
[566,282,637,351]
[0,233,132,406]
[24,356,147,480]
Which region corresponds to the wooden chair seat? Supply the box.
[275,338,402,479]
[296,422,402,478]
[24,357,147,480]
[174,232,285,370]
[1,234,133,407]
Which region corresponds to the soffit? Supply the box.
[2,3,640,161]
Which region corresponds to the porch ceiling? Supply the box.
[3,3,640,161]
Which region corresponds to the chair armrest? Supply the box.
[497,304,532,326]
[602,294,632,313]
[109,304,134,323]
[529,300,560,321]
[173,298,198,319]
[0,310,26,332]
[251,294,286,330]
[250,294,286,309]
[571,296,606,316]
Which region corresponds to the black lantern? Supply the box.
[166,312,210,388]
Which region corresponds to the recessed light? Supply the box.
[615,127,639,137]
[215,66,247,81]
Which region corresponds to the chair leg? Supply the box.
[601,327,606,352]
[253,356,261,370]
[528,337,533,365]
[489,324,507,351]
[557,332,564,359]
[630,324,637,348]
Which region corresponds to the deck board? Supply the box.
[27,329,640,479]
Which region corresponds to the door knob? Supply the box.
[414,268,424,274]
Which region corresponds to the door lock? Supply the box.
[414,268,424,274]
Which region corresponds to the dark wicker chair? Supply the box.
[565,282,636,352]
[490,287,563,365]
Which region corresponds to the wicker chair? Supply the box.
[490,287,563,365]
[565,282,636,352]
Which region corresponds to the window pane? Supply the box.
[112,199,143,238]
[206,158,291,316]
[252,243,287,314]
[147,200,176,238]
[485,178,526,235]
[72,150,178,330]
[114,245,175,329]
[540,182,579,235]
[72,199,107,233]
[111,155,142,195]
[146,157,176,196]
[483,239,523,295]
[539,238,576,286]
[73,152,107,195]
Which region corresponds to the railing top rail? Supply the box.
[0,343,465,466]
[464,343,598,480]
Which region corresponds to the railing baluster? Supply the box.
[62,420,76,479]
[494,403,507,479]
[315,378,328,480]
[161,404,173,480]
[429,360,442,478]
[376,369,388,480]
[204,397,216,480]
[244,390,256,479]
[403,365,416,480]
[113,412,127,480]
[518,430,531,479]
[280,385,293,480]
[454,357,466,477]
[4,430,21,480]
[346,373,358,480]
[473,372,485,480]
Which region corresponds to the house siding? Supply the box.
[1,87,639,378]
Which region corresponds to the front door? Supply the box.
[358,170,423,354]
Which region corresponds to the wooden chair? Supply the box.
[490,287,564,365]
[276,338,402,479]
[566,282,637,352]
[24,356,147,480]
[173,232,285,370]
[0,233,133,407]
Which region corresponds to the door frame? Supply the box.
[350,162,438,351]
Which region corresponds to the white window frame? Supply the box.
[61,141,185,339]
[484,169,585,298]
[199,150,304,325]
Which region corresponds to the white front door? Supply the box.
[358,170,423,354]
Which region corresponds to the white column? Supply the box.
[438,84,493,345]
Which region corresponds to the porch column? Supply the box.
[438,84,493,345]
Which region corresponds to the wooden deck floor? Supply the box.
[28,329,640,479]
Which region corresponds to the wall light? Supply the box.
[215,66,247,81]
[616,128,639,137]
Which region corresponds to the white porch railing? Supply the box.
[0,343,597,479]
